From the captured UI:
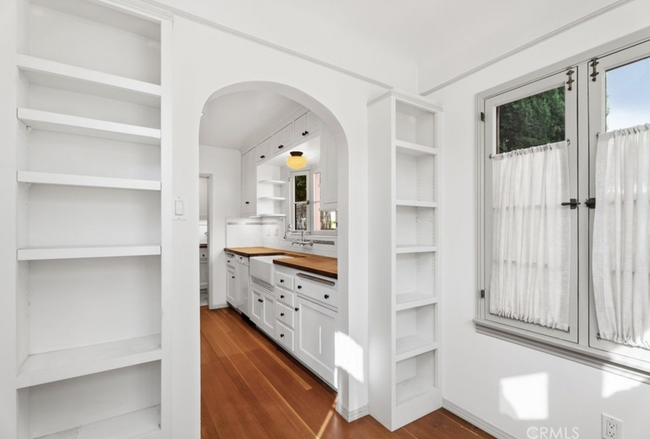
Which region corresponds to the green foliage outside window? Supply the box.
[497,87,565,153]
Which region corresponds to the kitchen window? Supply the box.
[476,38,650,380]
[291,168,337,234]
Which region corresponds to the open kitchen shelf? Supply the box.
[18,171,161,191]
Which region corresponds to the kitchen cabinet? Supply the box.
[241,149,256,216]
[260,291,276,336]
[255,136,272,164]
[235,255,250,315]
[226,267,236,306]
[295,295,337,386]
[294,110,321,140]
[271,123,293,154]
[251,285,263,327]
[320,128,338,210]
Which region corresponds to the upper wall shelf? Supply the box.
[395,200,437,208]
[395,245,437,254]
[17,55,162,108]
[17,171,161,192]
[17,108,161,145]
[16,334,162,389]
[258,180,287,185]
[17,244,162,261]
[395,140,438,157]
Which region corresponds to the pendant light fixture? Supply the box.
[286,151,307,170]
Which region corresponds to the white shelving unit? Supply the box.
[12,1,172,438]
[256,164,286,217]
[368,91,442,431]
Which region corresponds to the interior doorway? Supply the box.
[199,174,211,307]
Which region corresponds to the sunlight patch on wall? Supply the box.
[335,332,364,383]
[499,373,549,420]
[601,371,641,398]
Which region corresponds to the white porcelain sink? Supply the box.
[250,255,291,285]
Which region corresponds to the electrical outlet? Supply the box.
[602,414,622,439]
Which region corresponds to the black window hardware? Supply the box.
[561,199,579,209]
[585,198,596,209]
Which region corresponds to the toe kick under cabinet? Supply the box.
[273,265,338,388]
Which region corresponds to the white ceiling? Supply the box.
[199,91,304,150]
[157,0,620,92]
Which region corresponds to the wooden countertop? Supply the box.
[224,247,337,279]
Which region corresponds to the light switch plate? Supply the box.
[173,197,187,221]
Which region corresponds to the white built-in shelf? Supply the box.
[34,405,161,439]
[395,140,438,157]
[17,55,162,108]
[396,293,438,311]
[18,171,161,191]
[395,200,437,208]
[396,335,437,362]
[17,108,161,145]
[256,214,286,218]
[395,245,437,254]
[258,196,286,201]
[258,180,287,185]
[396,377,435,406]
[17,245,161,261]
[17,335,161,389]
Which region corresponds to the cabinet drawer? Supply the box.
[275,287,295,307]
[275,271,294,290]
[226,253,235,268]
[295,272,337,309]
[276,322,294,352]
[276,300,295,328]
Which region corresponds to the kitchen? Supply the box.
[199,91,341,388]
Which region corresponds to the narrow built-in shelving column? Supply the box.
[368,91,442,431]
[13,1,172,438]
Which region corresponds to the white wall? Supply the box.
[199,145,241,309]
[430,1,650,438]
[170,16,387,437]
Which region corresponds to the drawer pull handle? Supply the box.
[280,279,284,283]
[280,295,285,299]
[280,313,285,317]
[258,299,263,303]
[297,285,302,290]
[295,307,299,312]
[280,334,285,338]
[324,294,330,299]
[232,276,235,279]
[296,272,336,286]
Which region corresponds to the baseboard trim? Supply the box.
[209,302,229,310]
[337,403,369,423]
[443,399,517,439]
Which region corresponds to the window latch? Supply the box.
[585,198,596,209]
[590,59,600,82]
[566,69,575,91]
[561,199,580,209]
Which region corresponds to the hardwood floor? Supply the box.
[201,306,494,439]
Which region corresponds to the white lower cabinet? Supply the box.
[251,286,263,327]
[276,322,295,352]
[226,267,236,305]
[295,295,337,386]
[261,292,275,336]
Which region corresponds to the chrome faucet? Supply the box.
[291,229,314,246]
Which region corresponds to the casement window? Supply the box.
[476,38,650,380]
[291,168,337,234]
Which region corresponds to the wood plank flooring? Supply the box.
[201,306,494,439]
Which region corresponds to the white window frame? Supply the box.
[310,166,337,236]
[475,32,650,383]
[291,170,310,232]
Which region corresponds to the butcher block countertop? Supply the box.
[224,247,337,279]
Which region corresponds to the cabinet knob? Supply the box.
[295,307,299,312]
[280,295,285,299]
[280,334,285,338]
[260,155,265,159]
[280,313,285,317]
[297,285,302,290]
[245,201,250,204]
[278,145,284,149]
[303,131,309,136]
[258,299,263,303]
[231,276,235,279]
[324,294,329,299]
[280,279,284,283]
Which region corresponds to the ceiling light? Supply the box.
[286,151,307,170]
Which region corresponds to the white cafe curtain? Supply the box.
[490,141,571,331]
[593,124,650,350]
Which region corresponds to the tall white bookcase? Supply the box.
[13,1,172,438]
[368,91,442,431]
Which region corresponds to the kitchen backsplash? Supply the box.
[225,217,337,258]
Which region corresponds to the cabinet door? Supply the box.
[272,123,293,155]
[256,136,271,163]
[226,267,236,306]
[294,112,307,140]
[261,292,275,336]
[296,296,337,386]
[305,111,321,135]
[251,286,263,327]
[241,150,257,216]
[320,128,338,208]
